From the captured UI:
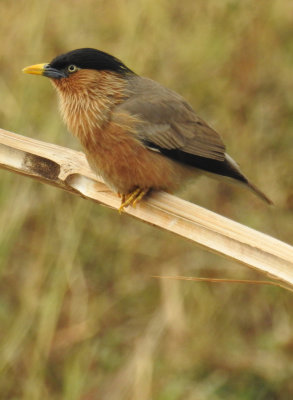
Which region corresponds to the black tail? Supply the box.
[219,154,273,205]
[156,146,273,204]
[244,180,273,205]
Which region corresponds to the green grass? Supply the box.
[0,0,292,398]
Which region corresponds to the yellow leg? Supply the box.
[132,189,149,207]
[119,188,149,213]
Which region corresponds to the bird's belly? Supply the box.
[83,124,190,194]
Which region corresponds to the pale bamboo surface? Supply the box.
[0,127,292,286]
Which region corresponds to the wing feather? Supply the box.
[114,76,226,161]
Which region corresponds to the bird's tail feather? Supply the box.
[224,153,273,205]
[245,180,273,205]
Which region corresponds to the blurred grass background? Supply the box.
[0,0,292,399]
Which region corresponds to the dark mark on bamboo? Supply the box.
[23,153,60,180]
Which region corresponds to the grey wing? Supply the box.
[115,76,226,161]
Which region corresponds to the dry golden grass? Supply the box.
[0,0,292,399]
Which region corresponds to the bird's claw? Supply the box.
[119,188,148,213]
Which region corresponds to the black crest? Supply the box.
[50,48,133,74]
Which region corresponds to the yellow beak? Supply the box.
[22,63,47,75]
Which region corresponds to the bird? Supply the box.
[23,48,272,211]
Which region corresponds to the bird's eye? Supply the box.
[68,65,78,73]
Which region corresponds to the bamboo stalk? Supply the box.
[0,127,292,285]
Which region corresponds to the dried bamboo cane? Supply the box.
[0,128,292,286]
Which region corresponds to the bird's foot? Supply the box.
[119,188,149,213]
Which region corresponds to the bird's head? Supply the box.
[23,49,134,135]
[22,48,133,81]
